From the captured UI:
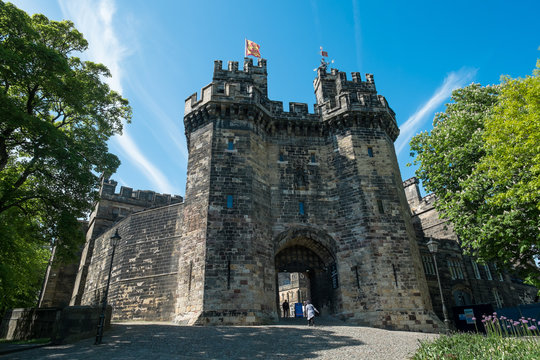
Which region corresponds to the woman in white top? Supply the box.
[305,300,319,326]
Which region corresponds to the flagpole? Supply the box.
[244,38,247,58]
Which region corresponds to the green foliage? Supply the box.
[409,64,540,287]
[0,1,131,310]
[412,333,540,360]
[0,208,49,313]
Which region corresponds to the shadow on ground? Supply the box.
[4,320,364,360]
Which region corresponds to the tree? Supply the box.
[0,1,131,311]
[409,65,540,288]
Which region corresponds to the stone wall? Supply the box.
[70,178,182,306]
[0,306,111,344]
[174,122,213,324]
[40,258,80,308]
[81,203,183,321]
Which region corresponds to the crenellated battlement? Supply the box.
[100,178,183,206]
[184,59,399,141]
[314,68,394,118]
[184,58,320,124]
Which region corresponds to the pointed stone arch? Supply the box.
[274,226,337,266]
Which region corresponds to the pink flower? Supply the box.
[514,321,520,326]
[522,319,528,324]
[507,325,511,328]
[493,312,497,316]
[529,326,537,330]
[472,317,476,321]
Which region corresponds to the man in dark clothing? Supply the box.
[282,301,290,318]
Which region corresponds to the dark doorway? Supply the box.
[275,244,336,317]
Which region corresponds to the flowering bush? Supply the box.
[481,313,540,337]
[413,312,540,359]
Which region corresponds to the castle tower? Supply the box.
[177,58,442,331]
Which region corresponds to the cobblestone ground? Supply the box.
[2,317,439,360]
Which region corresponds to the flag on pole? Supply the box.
[320,46,328,57]
[245,39,261,58]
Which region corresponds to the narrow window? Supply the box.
[422,255,435,275]
[377,200,384,214]
[492,288,503,308]
[310,153,316,163]
[299,202,305,215]
[227,259,231,289]
[352,266,360,288]
[279,152,284,162]
[493,263,504,281]
[227,139,234,150]
[448,259,464,280]
[448,259,457,279]
[367,147,374,157]
[188,261,193,292]
[226,195,233,208]
[484,264,493,280]
[471,260,481,279]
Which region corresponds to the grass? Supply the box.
[0,338,50,345]
[412,333,540,360]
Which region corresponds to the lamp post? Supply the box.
[426,238,451,332]
[95,229,121,345]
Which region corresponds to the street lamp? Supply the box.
[95,229,121,345]
[426,238,451,332]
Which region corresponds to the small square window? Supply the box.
[226,195,233,208]
[367,147,374,157]
[227,139,234,150]
[299,202,305,215]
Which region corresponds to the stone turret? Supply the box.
[314,68,398,140]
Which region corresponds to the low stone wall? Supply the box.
[0,305,111,344]
[0,308,57,341]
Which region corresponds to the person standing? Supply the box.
[282,300,290,318]
[305,300,319,326]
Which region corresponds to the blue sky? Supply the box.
[10,0,540,197]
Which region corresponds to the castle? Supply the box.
[41,58,537,331]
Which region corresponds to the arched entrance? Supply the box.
[274,227,339,318]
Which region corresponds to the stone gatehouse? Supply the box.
[53,58,535,332]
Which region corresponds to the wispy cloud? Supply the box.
[395,67,478,155]
[127,77,188,162]
[58,0,127,93]
[58,0,177,194]
[352,0,362,71]
[112,132,176,194]
[309,0,323,44]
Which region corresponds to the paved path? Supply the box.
[2,317,439,360]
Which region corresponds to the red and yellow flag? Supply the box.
[245,39,261,58]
